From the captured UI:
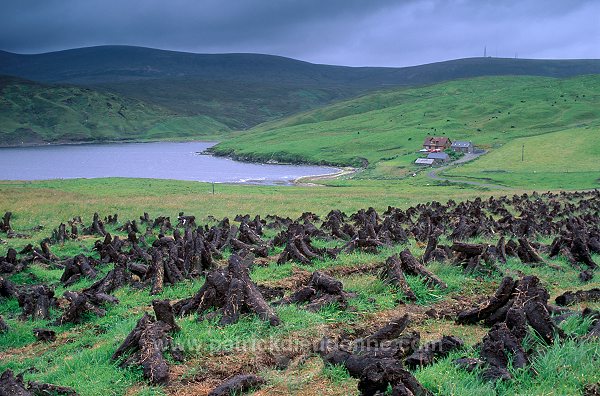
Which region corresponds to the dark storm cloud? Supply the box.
[1,0,598,66]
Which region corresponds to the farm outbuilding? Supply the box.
[427,152,450,163]
[451,141,474,153]
[415,158,435,166]
[423,136,451,151]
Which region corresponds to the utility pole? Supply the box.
[212,182,215,195]
[522,144,524,162]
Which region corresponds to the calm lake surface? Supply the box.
[0,142,339,185]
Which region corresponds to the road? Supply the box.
[426,151,510,189]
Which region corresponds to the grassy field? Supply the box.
[0,179,599,396]
[0,177,501,230]
[442,127,600,189]
[212,75,600,184]
[0,75,231,145]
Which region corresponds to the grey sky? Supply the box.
[1,0,598,66]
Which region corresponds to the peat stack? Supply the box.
[177,212,196,228]
[555,288,600,306]
[341,228,385,254]
[112,300,182,385]
[173,253,281,326]
[0,248,24,274]
[205,217,237,252]
[237,214,265,235]
[50,223,76,245]
[549,234,598,279]
[19,241,59,266]
[152,216,173,234]
[82,212,107,237]
[0,212,11,232]
[17,285,56,320]
[379,249,448,301]
[379,255,417,302]
[59,254,98,286]
[53,290,119,325]
[321,209,354,240]
[404,335,464,368]
[265,214,293,230]
[376,216,409,245]
[179,227,215,275]
[117,220,139,234]
[449,216,481,241]
[32,328,56,342]
[93,234,126,264]
[451,241,506,273]
[84,262,132,296]
[147,237,186,295]
[276,271,353,312]
[208,374,265,396]
[139,212,152,225]
[104,213,118,225]
[0,369,78,396]
[398,250,447,290]
[456,275,566,380]
[0,315,8,333]
[318,315,432,396]
[516,238,546,265]
[422,233,451,264]
[277,223,338,265]
[0,277,17,299]
[230,222,269,258]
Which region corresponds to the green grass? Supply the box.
[4,46,600,136]
[442,127,600,189]
[1,184,599,395]
[0,177,502,237]
[0,75,231,145]
[416,318,600,396]
[322,364,352,385]
[212,74,600,190]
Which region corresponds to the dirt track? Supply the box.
[427,151,509,189]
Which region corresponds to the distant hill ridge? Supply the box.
[1,45,600,86]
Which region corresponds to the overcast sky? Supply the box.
[1,0,599,67]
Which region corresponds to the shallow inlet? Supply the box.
[0,142,340,185]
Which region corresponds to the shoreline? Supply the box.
[0,138,219,149]
[0,140,351,186]
[293,167,357,186]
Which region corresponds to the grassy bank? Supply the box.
[0,75,231,145]
[212,75,600,179]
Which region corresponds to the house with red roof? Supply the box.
[423,136,451,152]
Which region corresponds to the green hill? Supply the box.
[2,46,600,86]
[2,46,600,130]
[211,75,600,179]
[0,75,230,146]
[442,128,600,189]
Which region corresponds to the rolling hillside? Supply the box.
[442,128,600,190]
[3,46,600,86]
[2,46,600,130]
[0,75,230,146]
[211,75,600,184]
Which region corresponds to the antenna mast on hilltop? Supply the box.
[484,46,487,57]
